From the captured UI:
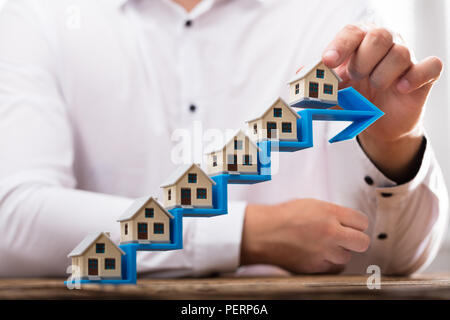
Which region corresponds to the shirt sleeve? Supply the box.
[0,0,247,278]
[327,129,449,276]
[356,137,449,275]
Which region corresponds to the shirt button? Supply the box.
[185,20,193,28]
[378,233,388,240]
[364,176,374,186]
[189,104,197,113]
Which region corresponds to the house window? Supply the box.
[324,84,333,95]
[253,124,257,134]
[243,155,252,166]
[316,69,325,79]
[227,154,236,164]
[124,223,128,235]
[188,173,197,183]
[282,122,292,133]
[212,155,217,167]
[197,188,207,199]
[295,83,300,95]
[273,108,282,118]
[105,258,116,270]
[145,208,154,218]
[96,243,105,254]
[168,189,171,201]
[234,140,243,150]
[154,223,164,234]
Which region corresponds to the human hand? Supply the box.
[322,25,443,182]
[240,199,370,274]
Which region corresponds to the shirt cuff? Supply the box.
[190,200,247,276]
[356,136,431,200]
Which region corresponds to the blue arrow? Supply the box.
[279,87,384,151]
[65,87,384,286]
[322,87,384,143]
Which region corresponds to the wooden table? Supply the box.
[1,274,450,299]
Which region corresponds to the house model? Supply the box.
[205,129,260,176]
[288,60,342,108]
[160,163,216,209]
[68,232,124,280]
[117,196,174,244]
[246,97,300,141]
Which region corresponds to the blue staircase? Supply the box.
[65,87,383,285]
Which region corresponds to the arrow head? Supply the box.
[329,87,384,143]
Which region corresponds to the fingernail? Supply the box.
[323,50,340,63]
[397,78,410,93]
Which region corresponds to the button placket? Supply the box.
[370,198,392,272]
[362,173,396,272]
[177,21,190,122]
[178,17,201,121]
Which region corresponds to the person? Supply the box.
[0,0,447,278]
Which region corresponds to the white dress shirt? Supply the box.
[0,0,447,278]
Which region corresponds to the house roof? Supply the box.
[117,196,174,222]
[245,97,300,123]
[68,232,125,258]
[160,163,216,188]
[204,129,261,155]
[288,60,343,84]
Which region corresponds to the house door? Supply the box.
[227,155,238,172]
[181,188,191,205]
[309,82,319,98]
[88,258,98,276]
[267,122,277,139]
[138,223,148,240]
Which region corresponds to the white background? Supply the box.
[0,0,448,271]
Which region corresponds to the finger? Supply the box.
[325,247,352,265]
[370,44,413,91]
[328,203,369,231]
[334,56,353,88]
[336,227,370,253]
[347,28,394,80]
[339,209,368,232]
[397,56,443,94]
[323,24,366,68]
